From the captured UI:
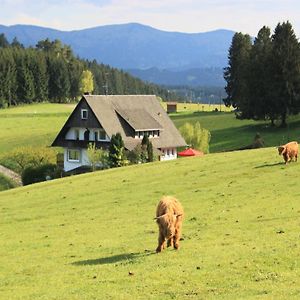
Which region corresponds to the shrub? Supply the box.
[1,146,57,174]
[21,163,60,185]
[0,174,17,191]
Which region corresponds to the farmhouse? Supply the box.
[52,95,186,171]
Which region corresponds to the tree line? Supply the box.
[224,21,300,127]
[0,33,180,108]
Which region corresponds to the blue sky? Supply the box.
[0,0,299,36]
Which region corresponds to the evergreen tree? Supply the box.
[48,55,70,102]
[249,26,275,123]
[270,21,300,127]
[11,37,24,49]
[0,33,9,48]
[224,32,252,118]
[108,133,126,167]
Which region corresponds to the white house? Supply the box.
[52,95,187,172]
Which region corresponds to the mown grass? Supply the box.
[0,148,299,299]
[1,103,299,156]
[171,111,300,152]
[0,103,74,155]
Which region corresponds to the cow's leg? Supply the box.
[173,226,182,250]
[167,237,174,248]
[156,230,166,253]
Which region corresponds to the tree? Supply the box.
[108,133,127,167]
[179,122,211,153]
[249,26,274,123]
[270,21,300,127]
[86,143,108,171]
[224,32,252,118]
[48,55,70,102]
[0,33,9,48]
[79,70,94,95]
[11,37,24,49]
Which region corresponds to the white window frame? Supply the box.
[67,149,80,162]
[81,109,88,120]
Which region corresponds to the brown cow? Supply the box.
[278,141,298,164]
[154,196,184,253]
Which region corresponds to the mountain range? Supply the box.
[0,23,235,86]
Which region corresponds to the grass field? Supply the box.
[0,103,73,156]
[0,147,299,299]
[0,102,299,156]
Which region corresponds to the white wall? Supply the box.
[160,148,177,161]
[65,127,109,141]
[64,148,90,172]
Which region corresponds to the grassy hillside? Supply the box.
[0,148,299,299]
[172,111,300,152]
[0,103,73,155]
[0,102,299,157]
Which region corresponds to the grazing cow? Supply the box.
[278,141,298,164]
[154,196,184,253]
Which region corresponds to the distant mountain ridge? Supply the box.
[0,23,234,86]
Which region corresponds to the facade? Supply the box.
[167,102,177,113]
[52,95,186,171]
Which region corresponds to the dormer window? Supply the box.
[81,109,88,120]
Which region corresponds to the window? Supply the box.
[99,128,106,140]
[67,149,80,162]
[94,131,98,141]
[81,109,88,120]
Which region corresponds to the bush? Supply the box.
[22,163,60,185]
[1,146,57,174]
[0,174,17,191]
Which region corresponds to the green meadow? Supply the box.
[0,102,299,157]
[0,103,74,155]
[0,148,299,299]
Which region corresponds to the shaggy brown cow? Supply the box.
[154,196,184,253]
[278,141,298,164]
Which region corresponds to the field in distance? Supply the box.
[0,102,299,156]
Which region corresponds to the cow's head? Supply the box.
[155,213,182,239]
[278,146,286,155]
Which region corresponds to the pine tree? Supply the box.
[108,133,126,167]
[249,26,274,123]
[224,32,252,118]
[270,21,300,127]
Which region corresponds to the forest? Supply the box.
[224,21,300,127]
[0,34,180,108]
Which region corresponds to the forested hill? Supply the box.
[0,34,178,108]
[0,23,234,70]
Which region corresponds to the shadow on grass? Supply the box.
[254,162,284,169]
[72,251,155,266]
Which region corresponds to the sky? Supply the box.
[0,0,300,36]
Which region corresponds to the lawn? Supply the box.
[0,102,299,157]
[0,103,74,156]
[0,147,299,299]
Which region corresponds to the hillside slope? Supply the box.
[0,148,299,299]
[0,23,234,70]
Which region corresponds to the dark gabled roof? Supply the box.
[115,108,163,131]
[52,95,186,150]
